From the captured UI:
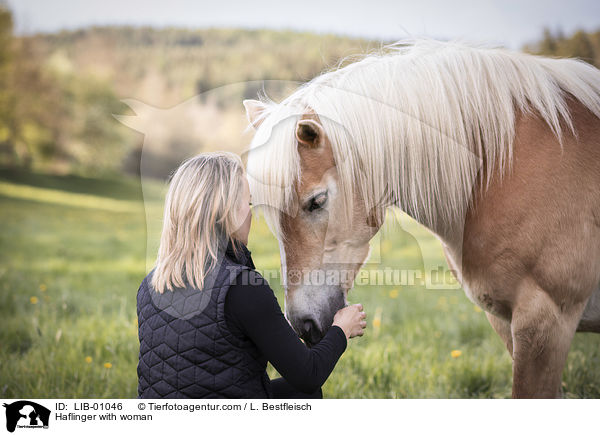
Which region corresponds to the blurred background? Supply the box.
[1,0,599,398]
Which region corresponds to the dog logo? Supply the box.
[3,401,50,432]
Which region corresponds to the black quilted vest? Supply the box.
[136,239,272,398]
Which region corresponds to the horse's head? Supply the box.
[244,99,383,346]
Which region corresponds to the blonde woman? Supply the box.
[136,152,366,399]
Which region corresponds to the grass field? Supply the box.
[1,167,599,398]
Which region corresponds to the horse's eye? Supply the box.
[306,192,328,212]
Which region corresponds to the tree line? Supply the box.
[524,27,600,67]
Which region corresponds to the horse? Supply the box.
[243,39,600,398]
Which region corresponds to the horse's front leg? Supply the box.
[485,312,513,357]
[510,278,584,398]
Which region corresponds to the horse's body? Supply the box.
[244,40,600,397]
[452,99,600,397]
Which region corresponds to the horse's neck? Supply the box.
[377,128,482,253]
[379,171,470,270]
[389,183,470,248]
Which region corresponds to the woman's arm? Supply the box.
[225,269,347,394]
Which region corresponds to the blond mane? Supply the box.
[246,38,600,239]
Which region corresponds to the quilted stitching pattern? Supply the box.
[137,256,272,398]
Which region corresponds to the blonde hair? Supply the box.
[151,151,246,293]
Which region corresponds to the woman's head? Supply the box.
[151,151,252,293]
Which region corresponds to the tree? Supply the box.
[538,27,558,55]
[525,27,598,68]
[0,5,17,165]
[563,30,595,63]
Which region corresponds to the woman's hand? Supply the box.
[332,303,367,341]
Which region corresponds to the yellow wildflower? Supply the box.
[388,289,399,299]
[85,356,92,364]
[372,306,383,338]
[30,296,38,305]
[436,296,448,312]
[381,239,392,254]
[39,283,47,292]
[451,350,462,358]
[104,362,112,369]
[473,305,483,313]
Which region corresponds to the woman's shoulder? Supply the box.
[225,268,283,329]
[137,269,154,293]
[233,268,270,287]
[227,268,277,308]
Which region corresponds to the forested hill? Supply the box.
[1,8,599,177]
[32,26,599,110]
[2,24,377,176]
[32,26,377,107]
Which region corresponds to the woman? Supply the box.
[136,151,367,399]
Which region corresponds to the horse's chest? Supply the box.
[443,248,515,321]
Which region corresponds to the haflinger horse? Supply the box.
[243,39,600,398]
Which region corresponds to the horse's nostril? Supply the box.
[302,319,315,335]
[300,318,321,344]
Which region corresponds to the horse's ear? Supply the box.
[296,119,323,148]
[243,99,267,129]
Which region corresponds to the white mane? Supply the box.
[246,38,600,240]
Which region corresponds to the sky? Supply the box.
[7,0,600,49]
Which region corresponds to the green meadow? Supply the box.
[1,168,599,399]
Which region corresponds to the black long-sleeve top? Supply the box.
[223,241,347,395]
